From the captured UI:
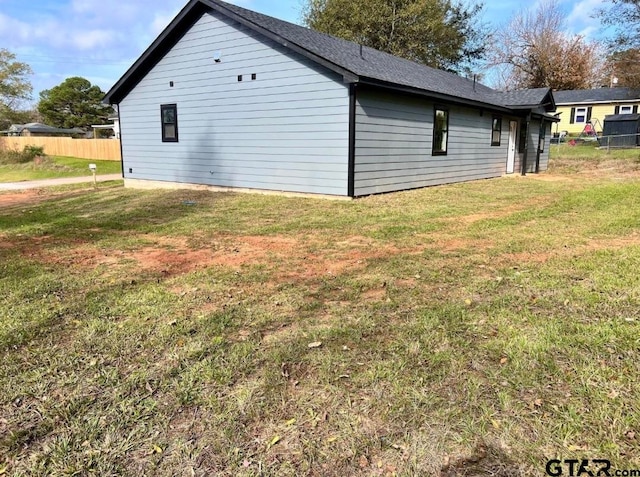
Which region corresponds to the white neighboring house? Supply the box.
[91,115,120,139]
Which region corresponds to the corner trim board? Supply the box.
[348,83,357,197]
[117,106,124,178]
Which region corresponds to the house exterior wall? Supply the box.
[119,11,350,196]
[538,121,552,171]
[353,88,514,196]
[555,103,640,134]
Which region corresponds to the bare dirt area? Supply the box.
[0,190,46,208]
[18,225,640,285]
[22,234,407,283]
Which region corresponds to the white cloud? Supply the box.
[72,29,114,50]
[565,0,604,39]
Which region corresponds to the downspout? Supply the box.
[347,84,357,198]
[521,112,531,176]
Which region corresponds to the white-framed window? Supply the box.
[575,107,587,123]
[620,105,633,114]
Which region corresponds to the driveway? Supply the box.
[0,174,123,191]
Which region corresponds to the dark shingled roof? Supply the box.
[105,0,555,114]
[7,123,83,135]
[488,88,553,108]
[604,113,640,121]
[554,88,640,105]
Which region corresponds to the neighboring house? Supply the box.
[554,88,640,135]
[3,123,84,137]
[91,115,121,139]
[104,0,557,198]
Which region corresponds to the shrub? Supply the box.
[0,145,46,164]
[22,145,45,160]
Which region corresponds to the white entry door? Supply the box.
[507,121,518,174]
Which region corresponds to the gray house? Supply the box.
[105,0,557,197]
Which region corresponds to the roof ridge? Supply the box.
[105,0,555,112]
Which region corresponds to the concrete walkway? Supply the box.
[0,174,122,191]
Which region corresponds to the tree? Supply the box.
[0,49,33,129]
[302,0,489,73]
[599,1,640,87]
[490,0,604,91]
[38,77,112,131]
[605,48,640,88]
[601,0,640,50]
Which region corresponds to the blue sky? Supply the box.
[1,0,604,105]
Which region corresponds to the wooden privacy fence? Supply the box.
[0,136,121,161]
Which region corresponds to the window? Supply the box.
[491,116,502,146]
[575,107,587,123]
[161,104,178,142]
[432,108,449,155]
[620,105,633,114]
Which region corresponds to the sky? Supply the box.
[0,0,607,106]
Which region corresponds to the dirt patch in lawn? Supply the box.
[18,228,640,284]
[0,190,45,208]
[23,234,397,281]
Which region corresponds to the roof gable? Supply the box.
[104,0,553,114]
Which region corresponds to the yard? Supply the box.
[0,156,122,183]
[1,147,639,475]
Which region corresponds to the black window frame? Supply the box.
[491,116,502,146]
[432,107,449,156]
[161,104,178,143]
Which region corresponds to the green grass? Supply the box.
[0,156,122,182]
[1,151,639,475]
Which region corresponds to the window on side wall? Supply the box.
[161,104,178,142]
[491,116,502,146]
[620,105,633,114]
[432,108,449,155]
[575,107,587,123]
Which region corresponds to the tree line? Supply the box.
[2,0,639,131]
[0,51,111,132]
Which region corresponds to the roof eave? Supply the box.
[104,0,205,104]
[358,78,519,113]
[104,0,359,104]
[556,98,640,106]
[201,0,358,83]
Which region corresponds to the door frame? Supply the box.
[506,120,518,174]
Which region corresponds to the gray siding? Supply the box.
[538,121,552,171]
[353,89,514,196]
[525,119,540,173]
[522,119,552,173]
[119,12,350,196]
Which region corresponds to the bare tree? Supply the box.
[489,0,604,91]
[605,48,640,88]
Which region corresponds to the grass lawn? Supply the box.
[0,156,122,182]
[1,148,640,475]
